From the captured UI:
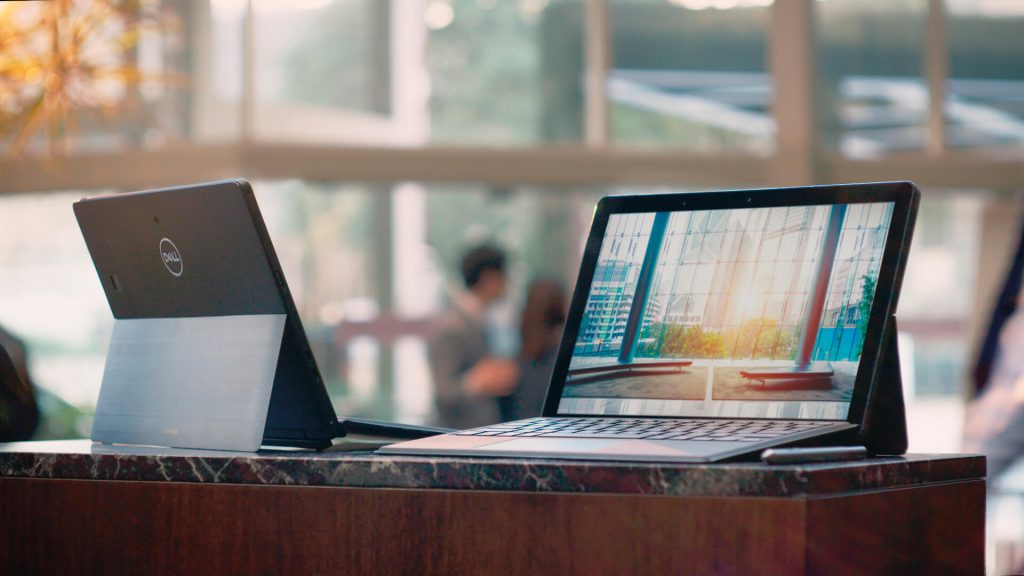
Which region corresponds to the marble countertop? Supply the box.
[0,439,984,498]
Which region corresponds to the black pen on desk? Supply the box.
[760,446,869,465]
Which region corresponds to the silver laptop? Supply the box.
[381,182,919,462]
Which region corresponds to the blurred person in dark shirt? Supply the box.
[0,325,39,441]
[430,244,519,429]
[964,218,1024,481]
[499,280,567,422]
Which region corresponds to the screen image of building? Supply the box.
[576,260,664,356]
[572,203,893,366]
[576,260,633,355]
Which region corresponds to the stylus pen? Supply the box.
[760,446,869,465]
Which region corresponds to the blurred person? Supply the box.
[0,325,39,441]
[499,280,567,422]
[430,244,519,429]
[964,219,1024,481]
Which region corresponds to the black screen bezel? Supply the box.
[542,181,919,426]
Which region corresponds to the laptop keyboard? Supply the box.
[455,417,834,442]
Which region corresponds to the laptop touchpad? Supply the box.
[483,438,621,452]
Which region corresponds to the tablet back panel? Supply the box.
[75,180,335,450]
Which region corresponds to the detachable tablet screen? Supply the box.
[556,201,895,421]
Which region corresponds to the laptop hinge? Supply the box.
[261,319,337,449]
[858,314,909,455]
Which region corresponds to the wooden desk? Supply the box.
[0,440,984,575]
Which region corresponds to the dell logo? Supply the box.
[159,237,183,277]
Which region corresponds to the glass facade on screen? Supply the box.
[561,202,893,420]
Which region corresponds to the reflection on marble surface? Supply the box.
[0,439,985,498]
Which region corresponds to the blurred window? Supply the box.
[605,0,774,154]
[946,1,1024,156]
[815,0,929,159]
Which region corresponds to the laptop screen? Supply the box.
[556,201,895,421]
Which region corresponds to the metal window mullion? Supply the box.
[769,0,818,186]
[926,0,949,156]
[188,0,212,140]
[7,147,1024,196]
[585,0,611,149]
[374,184,395,417]
[242,0,255,142]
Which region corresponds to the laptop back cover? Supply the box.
[75,180,317,451]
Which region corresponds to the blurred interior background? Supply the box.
[1,0,1022,460]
